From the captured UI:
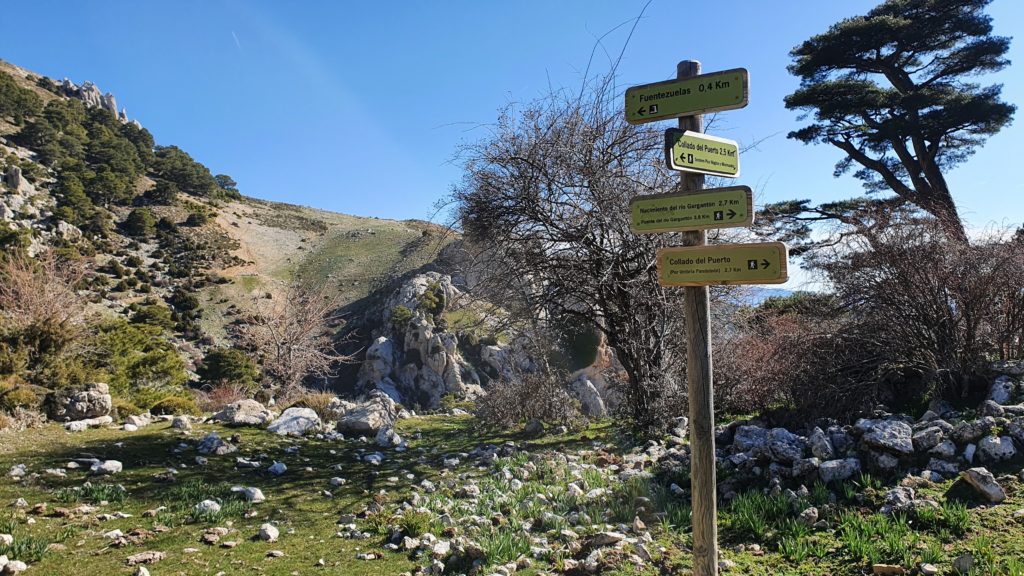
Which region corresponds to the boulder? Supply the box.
[767,428,806,464]
[926,458,960,477]
[259,523,279,542]
[929,440,956,459]
[951,417,995,445]
[570,377,606,417]
[211,400,274,427]
[861,420,913,456]
[977,435,1016,463]
[336,392,397,435]
[809,427,835,460]
[46,383,112,422]
[912,427,945,452]
[988,375,1017,405]
[732,425,770,458]
[818,458,861,483]
[267,407,321,436]
[959,467,1006,503]
[196,432,236,456]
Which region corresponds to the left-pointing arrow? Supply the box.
[637,107,646,116]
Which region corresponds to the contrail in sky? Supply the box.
[231,30,242,54]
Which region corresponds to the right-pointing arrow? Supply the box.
[761,259,770,269]
[726,209,737,219]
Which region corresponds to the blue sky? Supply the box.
[2,0,1022,286]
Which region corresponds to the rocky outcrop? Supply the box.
[46,383,112,422]
[59,78,134,124]
[211,400,275,427]
[358,273,482,410]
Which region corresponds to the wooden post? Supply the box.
[677,59,718,576]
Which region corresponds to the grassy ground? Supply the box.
[1,416,1023,575]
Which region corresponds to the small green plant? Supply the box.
[779,535,811,562]
[400,510,433,537]
[476,526,531,566]
[0,534,51,563]
[365,510,396,535]
[80,483,128,504]
[941,500,971,535]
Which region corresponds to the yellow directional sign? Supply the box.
[657,242,789,286]
[630,186,753,234]
[666,129,740,177]
[625,68,748,125]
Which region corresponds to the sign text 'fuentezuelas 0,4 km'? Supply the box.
[624,68,749,125]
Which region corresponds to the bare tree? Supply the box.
[240,278,353,394]
[447,75,698,431]
[0,250,88,359]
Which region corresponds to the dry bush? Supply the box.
[475,367,587,430]
[289,391,340,422]
[824,223,1024,403]
[195,381,251,412]
[718,223,1024,421]
[240,279,353,394]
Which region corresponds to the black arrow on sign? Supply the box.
[637,107,646,117]
[726,209,737,219]
[761,259,770,269]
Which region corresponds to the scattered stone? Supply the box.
[172,416,192,431]
[591,531,626,547]
[125,551,166,566]
[64,416,113,432]
[267,550,285,557]
[953,553,975,574]
[90,460,123,475]
[988,376,1017,405]
[912,427,944,452]
[719,559,737,571]
[197,432,236,456]
[2,560,27,574]
[232,486,266,503]
[259,523,279,542]
[872,564,906,575]
[959,467,1006,503]
[267,462,287,476]
[336,393,397,435]
[919,563,939,576]
[195,500,222,514]
[798,507,819,526]
[808,427,835,460]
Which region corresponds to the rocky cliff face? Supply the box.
[59,77,139,127]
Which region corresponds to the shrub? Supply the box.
[123,208,156,238]
[197,347,259,392]
[184,211,209,226]
[390,305,414,333]
[196,381,250,412]
[111,397,143,418]
[0,377,39,412]
[130,302,176,330]
[475,367,586,430]
[150,395,200,416]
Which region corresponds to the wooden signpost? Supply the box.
[626,60,788,576]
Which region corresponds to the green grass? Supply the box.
[0,414,1022,576]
